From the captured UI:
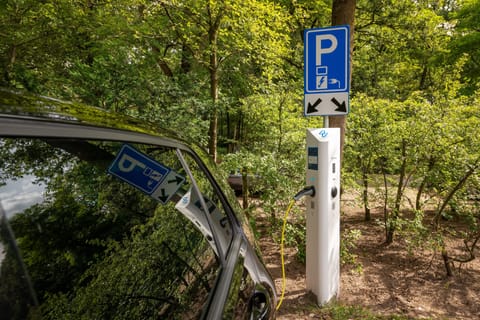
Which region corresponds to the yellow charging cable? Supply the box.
[275,199,296,311]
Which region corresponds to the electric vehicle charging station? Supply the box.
[305,128,341,305]
[297,25,348,306]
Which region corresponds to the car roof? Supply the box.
[0,88,186,144]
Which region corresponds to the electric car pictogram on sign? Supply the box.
[304,25,350,116]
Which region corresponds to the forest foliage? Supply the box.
[1,0,479,277]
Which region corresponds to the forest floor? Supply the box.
[254,193,480,320]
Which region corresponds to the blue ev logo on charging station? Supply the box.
[304,25,350,116]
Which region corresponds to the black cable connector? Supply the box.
[293,186,315,201]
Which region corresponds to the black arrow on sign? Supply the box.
[307,98,322,114]
[331,97,347,113]
[157,189,169,203]
[168,175,184,185]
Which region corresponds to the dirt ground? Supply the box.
[256,197,480,320]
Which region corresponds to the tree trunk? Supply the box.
[151,45,174,77]
[415,156,436,210]
[208,27,218,162]
[277,96,286,153]
[380,157,390,243]
[241,167,249,212]
[208,109,218,162]
[362,168,371,221]
[4,45,17,83]
[394,140,407,214]
[386,139,407,244]
[207,5,223,163]
[442,249,454,277]
[434,158,479,230]
[330,0,356,158]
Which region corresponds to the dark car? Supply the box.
[0,88,276,319]
[227,171,262,196]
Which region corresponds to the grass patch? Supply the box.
[306,302,430,320]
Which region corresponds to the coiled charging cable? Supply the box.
[276,186,315,311]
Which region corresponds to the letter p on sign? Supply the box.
[316,34,337,66]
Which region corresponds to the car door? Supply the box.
[0,117,274,319]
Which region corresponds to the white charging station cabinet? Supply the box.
[305,128,340,305]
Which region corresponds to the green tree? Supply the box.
[346,86,480,271]
[450,0,480,94]
[345,94,398,222]
[354,0,454,100]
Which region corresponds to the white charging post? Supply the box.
[305,128,340,305]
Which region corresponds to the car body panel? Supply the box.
[0,88,276,319]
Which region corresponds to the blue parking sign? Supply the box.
[305,26,349,93]
[304,25,350,116]
[108,144,170,194]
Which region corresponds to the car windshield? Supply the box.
[0,137,233,319]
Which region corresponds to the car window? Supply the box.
[222,255,255,319]
[178,150,234,258]
[0,137,232,319]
